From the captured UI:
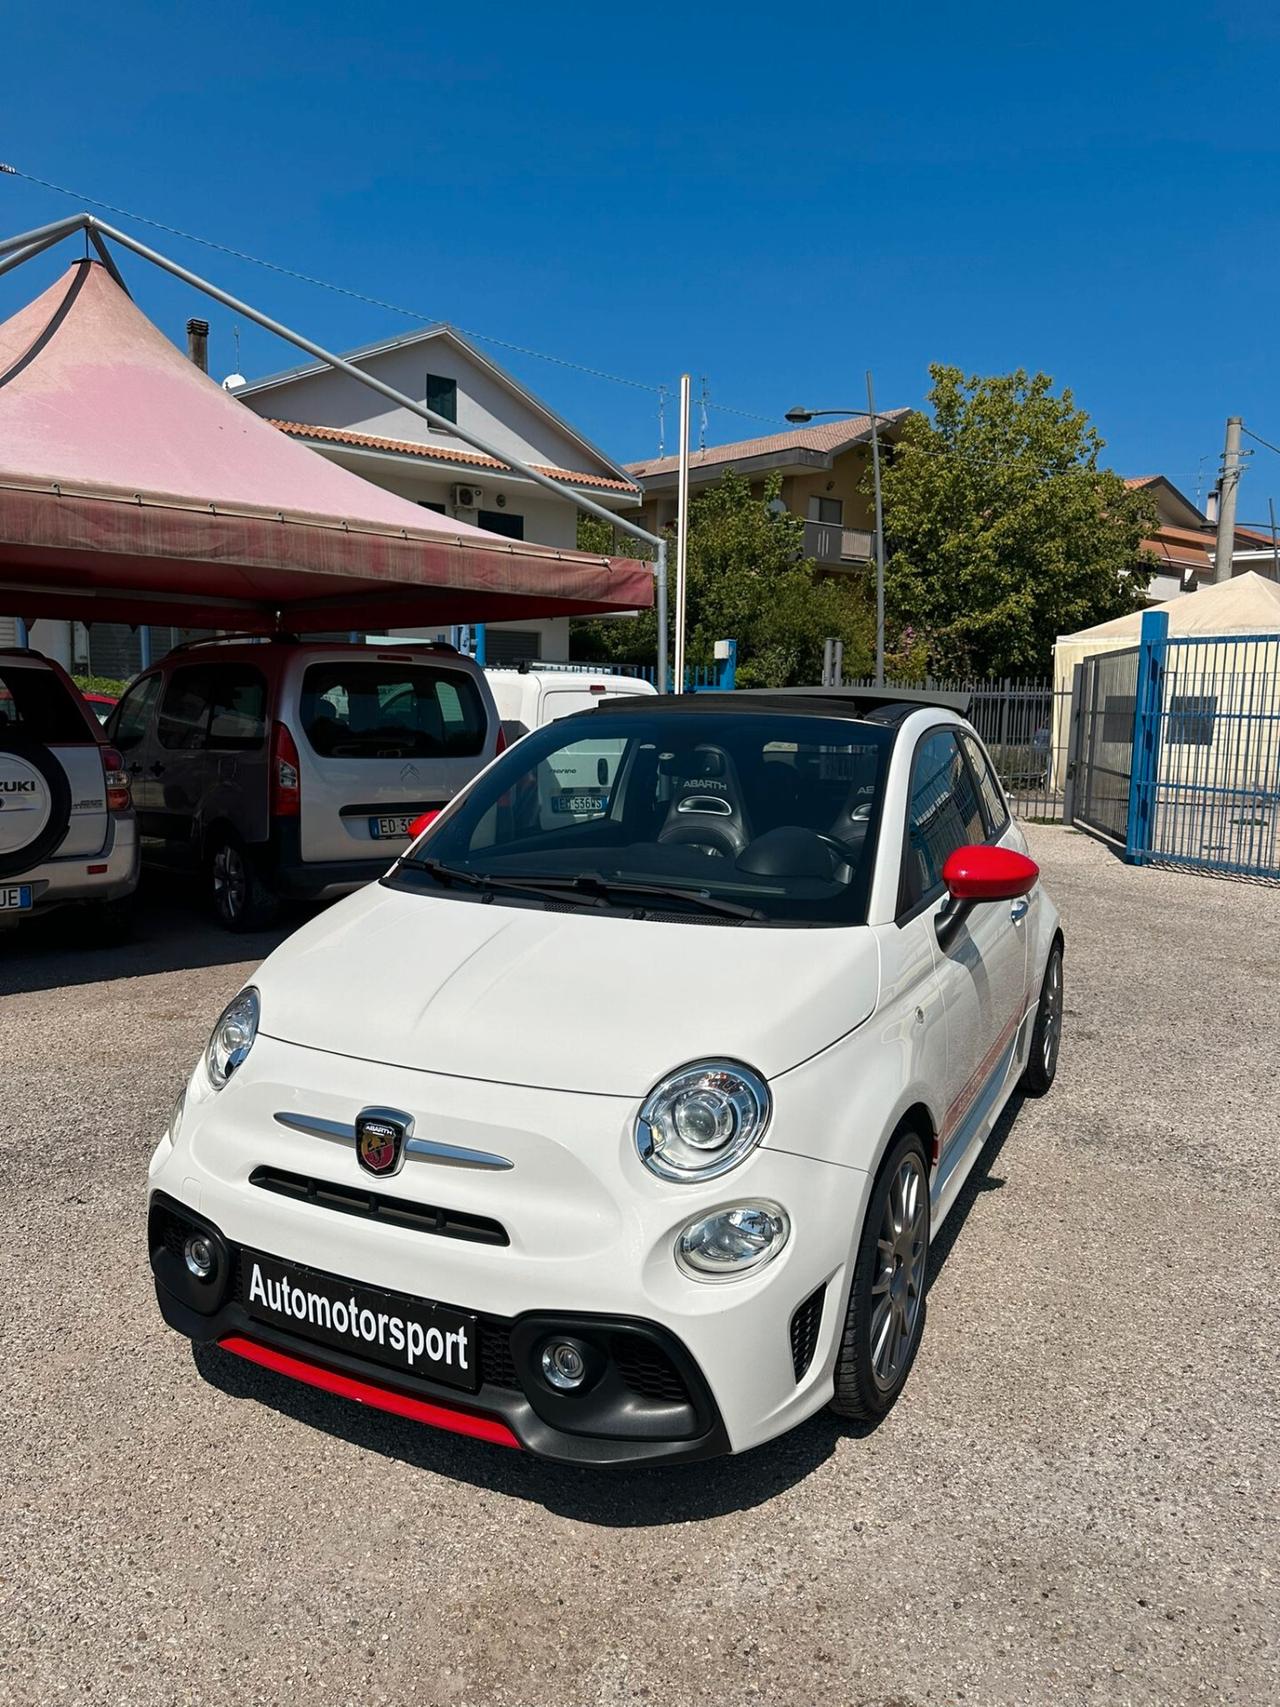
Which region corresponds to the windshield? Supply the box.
[385,709,894,926]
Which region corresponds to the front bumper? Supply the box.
[148,1034,867,1462]
[150,1191,730,1464]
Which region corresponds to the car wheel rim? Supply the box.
[870,1153,927,1392]
[1042,951,1062,1077]
[213,846,246,919]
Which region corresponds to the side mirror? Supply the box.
[936,844,1038,951]
[407,808,442,840]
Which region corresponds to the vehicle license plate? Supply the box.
[242,1251,480,1393]
[0,885,32,911]
[369,814,414,838]
[551,793,608,815]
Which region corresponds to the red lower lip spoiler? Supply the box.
[219,1335,520,1449]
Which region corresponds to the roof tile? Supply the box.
[626,410,912,479]
[267,419,640,494]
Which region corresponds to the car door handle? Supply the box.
[1010,898,1030,924]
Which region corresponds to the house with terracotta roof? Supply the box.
[626,411,914,576]
[1125,476,1276,600]
[231,325,643,664]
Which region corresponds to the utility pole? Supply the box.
[674,374,692,694]
[1213,416,1242,584]
[1270,498,1280,583]
[866,370,887,684]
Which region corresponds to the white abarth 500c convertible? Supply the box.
[149,688,1063,1465]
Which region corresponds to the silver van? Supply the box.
[107,637,502,930]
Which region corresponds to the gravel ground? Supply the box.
[0,833,1276,1707]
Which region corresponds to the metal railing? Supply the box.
[849,674,1069,821]
[802,521,875,566]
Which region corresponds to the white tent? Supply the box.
[1051,574,1280,785]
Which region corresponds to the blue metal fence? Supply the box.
[566,640,737,693]
[1124,610,1280,878]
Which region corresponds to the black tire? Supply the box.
[0,734,72,878]
[831,1128,931,1422]
[209,832,279,932]
[1019,941,1063,1096]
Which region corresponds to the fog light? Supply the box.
[540,1339,587,1391]
[184,1233,215,1280]
[676,1201,790,1281]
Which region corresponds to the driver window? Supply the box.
[110,673,163,753]
[900,730,987,911]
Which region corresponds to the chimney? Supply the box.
[186,317,210,373]
[1205,485,1219,524]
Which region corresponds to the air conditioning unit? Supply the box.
[450,484,484,510]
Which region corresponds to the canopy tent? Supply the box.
[0,259,654,633]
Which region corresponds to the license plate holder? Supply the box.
[242,1251,480,1393]
[369,814,414,839]
[0,884,32,912]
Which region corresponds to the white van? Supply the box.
[486,668,658,815]
[485,667,656,744]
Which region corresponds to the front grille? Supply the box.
[249,1165,508,1247]
[158,1209,187,1261]
[479,1322,519,1390]
[611,1334,690,1403]
[789,1284,826,1381]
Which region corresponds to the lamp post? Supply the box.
[786,373,892,686]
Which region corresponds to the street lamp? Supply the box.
[786,372,890,686]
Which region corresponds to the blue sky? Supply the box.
[4,1,1279,519]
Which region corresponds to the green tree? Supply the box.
[879,366,1156,677]
[572,471,873,686]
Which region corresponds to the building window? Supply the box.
[418,500,446,515]
[426,373,457,425]
[807,496,843,525]
[478,509,524,541]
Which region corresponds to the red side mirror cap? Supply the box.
[407,808,441,840]
[942,844,1038,903]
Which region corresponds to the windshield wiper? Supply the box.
[560,873,765,920]
[398,858,763,920]
[397,856,604,907]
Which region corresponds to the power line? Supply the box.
[0,162,666,395]
[1242,423,1280,460]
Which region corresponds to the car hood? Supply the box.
[255,881,880,1096]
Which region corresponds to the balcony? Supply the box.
[802,521,874,567]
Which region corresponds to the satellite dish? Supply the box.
[222,373,247,391]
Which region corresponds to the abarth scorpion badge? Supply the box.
[355,1108,411,1177]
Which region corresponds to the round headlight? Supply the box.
[204,986,260,1090]
[636,1060,771,1181]
[677,1201,790,1280]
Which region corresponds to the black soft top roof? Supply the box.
[600,686,971,725]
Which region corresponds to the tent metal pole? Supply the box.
[0,228,72,281]
[76,215,670,691]
[87,229,131,296]
[0,212,90,257]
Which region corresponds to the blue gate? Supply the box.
[1121,610,1280,879]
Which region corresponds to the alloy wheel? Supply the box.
[212,844,247,922]
[870,1152,927,1392]
[1042,951,1063,1078]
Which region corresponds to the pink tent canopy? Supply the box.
[0,260,653,630]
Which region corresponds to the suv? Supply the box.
[0,649,138,934]
[106,637,503,931]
